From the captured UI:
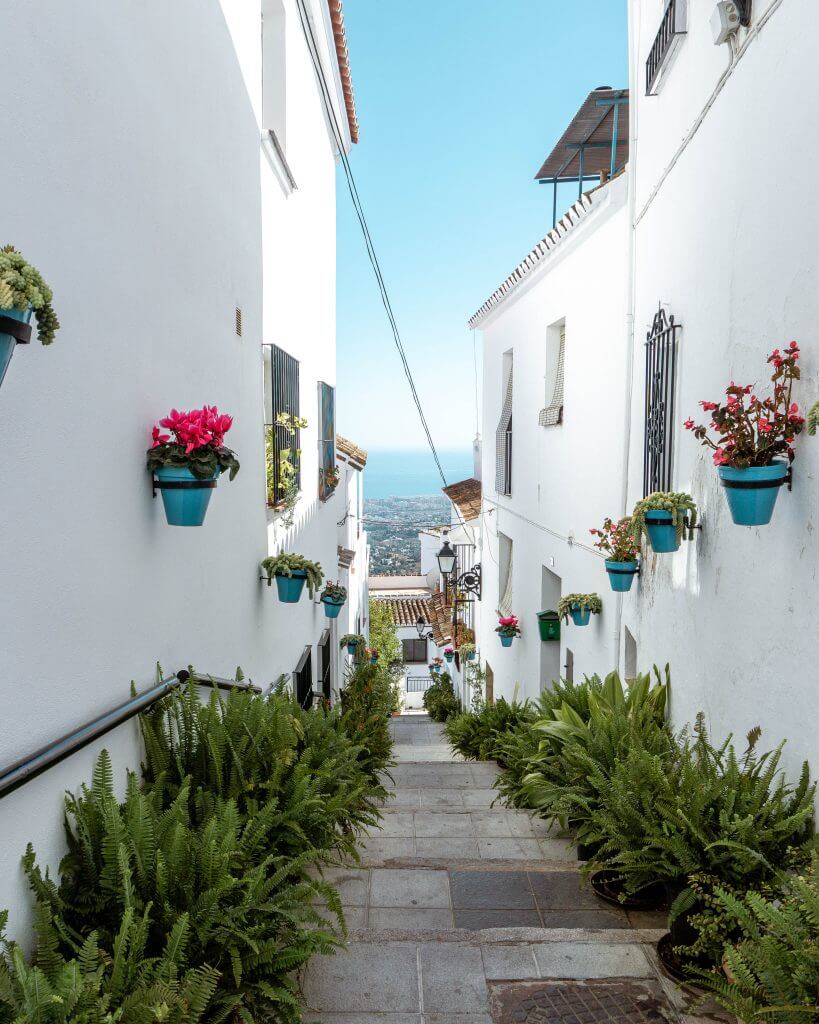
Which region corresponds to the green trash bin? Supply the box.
[537,611,560,642]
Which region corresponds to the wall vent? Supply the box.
[235,306,243,337]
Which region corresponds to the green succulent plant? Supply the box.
[0,244,60,344]
[557,593,602,622]
[261,553,324,597]
[630,491,697,546]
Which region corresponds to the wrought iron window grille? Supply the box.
[643,305,681,497]
[646,0,687,96]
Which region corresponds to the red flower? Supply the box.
[684,418,695,430]
[713,448,730,466]
[758,417,772,433]
[700,400,718,412]
[151,426,170,448]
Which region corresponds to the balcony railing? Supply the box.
[646,0,687,95]
[406,675,433,693]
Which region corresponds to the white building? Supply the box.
[0,0,366,937]
[470,1,818,781]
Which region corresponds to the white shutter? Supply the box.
[495,362,513,494]
[539,327,565,427]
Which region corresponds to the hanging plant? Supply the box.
[443,646,455,663]
[631,492,697,553]
[495,614,521,648]
[323,465,341,490]
[684,344,804,525]
[147,406,239,527]
[340,633,365,656]
[430,657,444,673]
[590,517,640,592]
[320,580,347,618]
[458,641,476,662]
[367,647,379,664]
[0,245,60,388]
[558,593,602,627]
[266,412,308,527]
[260,552,323,604]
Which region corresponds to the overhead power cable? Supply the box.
[294,0,468,533]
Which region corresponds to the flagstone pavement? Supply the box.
[303,715,723,1024]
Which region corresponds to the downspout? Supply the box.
[614,0,640,673]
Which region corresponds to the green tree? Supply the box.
[368,600,402,668]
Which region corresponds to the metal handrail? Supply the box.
[0,669,260,800]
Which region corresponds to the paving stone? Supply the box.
[339,906,368,930]
[538,909,629,929]
[370,869,451,908]
[469,811,518,837]
[526,871,601,911]
[420,789,467,808]
[454,908,543,929]
[419,943,490,1012]
[477,838,543,860]
[369,907,453,930]
[319,867,370,907]
[536,839,577,862]
[480,945,540,981]
[307,1015,422,1024]
[627,909,670,930]
[416,838,480,859]
[415,812,476,837]
[375,813,417,838]
[359,837,416,861]
[533,942,653,979]
[386,790,423,808]
[462,790,499,808]
[450,871,535,910]
[302,942,420,1012]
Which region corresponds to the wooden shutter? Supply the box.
[270,345,301,502]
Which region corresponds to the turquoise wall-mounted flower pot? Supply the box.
[444,653,454,663]
[644,510,680,553]
[570,605,591,626]
[466,652,476,661]
[154,465,218,526]
[274,570,307,603]
[500,635,514,648]
[370,655,378,664]
[347,642,358,655]
[0,306,32,388]
[605,560,639,592]
[322,597,344,619]
[718,462,788,526]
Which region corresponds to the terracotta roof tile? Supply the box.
[428,591,474,648]
[442,478,482,521]
[336,434,368,468]
[371,594,430,628]
[328,0,359,144]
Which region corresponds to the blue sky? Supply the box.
[335,0,627,453]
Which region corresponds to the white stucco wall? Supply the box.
[477,175,631,702]
[623,0,819,781]
[0,0,349,938]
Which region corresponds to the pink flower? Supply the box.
[151,426,170,448]
[684,418,695,430]
[712,448,730,466]
[758,417,772,433]
[700,400,718,412]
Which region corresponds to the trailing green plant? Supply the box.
[457,642,476,660]
[0,244,59,344]
[267,413,308,524]
[422,672,461,723]
[0,904,219,1024]
[630,491,697,546]
[25,751,343,1023]
[321,580,347,603]
[694,856,819,1022]
[557,594,602,622]
[340,633,365,653]
[261,553,324,597]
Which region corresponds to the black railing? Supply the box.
[646,0,686,95]
[643,306,681,495]
[502,429,513,495]
[0,670,260,800]
[267,343,301,504]
[406,676,433,693]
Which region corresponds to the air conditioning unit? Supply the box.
[711,1,742,44]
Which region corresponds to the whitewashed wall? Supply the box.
[0,0,348,937]
[624,0,819,780]
[478,176,630,702]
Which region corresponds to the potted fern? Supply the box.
[320,580,347,618]
[631,492,697,554]
[558,593,602,627]
[0,245,59,388]
[340,633,364,656]
[590,517,640,592]
[684,344,805,526]
[260,552,323,603]
[536,610,560,641]
[147,406,240,526]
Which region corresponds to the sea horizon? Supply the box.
[362,448,473,499]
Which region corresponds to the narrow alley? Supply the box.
[304,715,717,1024]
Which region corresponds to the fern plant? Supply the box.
[338,660,395,780]
[0,244,60,344]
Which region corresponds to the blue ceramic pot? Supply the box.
[370,655,378,664]
[347,642,358,655]
[444,653,454,663]
[466,652,476,661]
[570,605,591,626]
[500,634,514,648]
[718,462,788,526]
[644,510,680,553]
[605,560,639,592]
[154,465,218,526]
[0,306,32,388]
[322,596,344,619]
[274,570,307,603]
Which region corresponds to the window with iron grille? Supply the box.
[293,645,313,709]
[318,629,332,702]
[495,354,513,496]
[317,382,336,501]
[402,638,427,664]
[540,324,565,427]
[645,0,687,96]
[643,306,681,495]
[264,344,301,507]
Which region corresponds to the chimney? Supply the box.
[473,433,482,481]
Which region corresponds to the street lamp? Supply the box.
[415,616,434,640]
[436,531,457,576]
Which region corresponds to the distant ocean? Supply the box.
[364,449,473,499]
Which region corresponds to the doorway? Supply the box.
[540,566,562,692]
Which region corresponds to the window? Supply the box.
[643,306,680,495]
[264,344,301,507]
[402,638,427,664]
[495,352,513,495]
[645,0,687,95]
[293,646,312,709]
[318,629,332,702]
[317,382,336,501]
[540,323,565,427]
[262,0,286,147]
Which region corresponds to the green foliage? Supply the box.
[261,553,324,597]
[338,660,395,780]
[630,491,697,545]
[695,856,819,1022]
[422,673,461,723]
[807,399,819,437]
[368,601,402,671]
[444,697,533,761]
[0,244,59,344]
[321,581,347,603]
[339,633,365,653]
[146,441,240,481]
[557,594,602,622]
